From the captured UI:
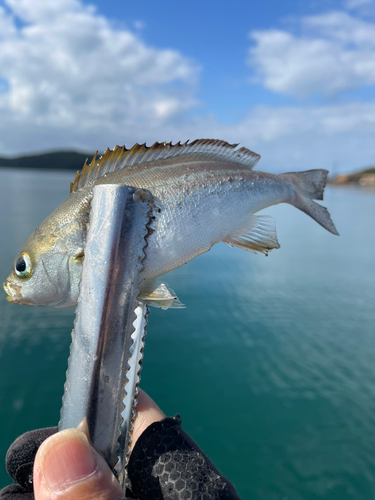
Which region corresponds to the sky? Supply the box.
[0,0,375,173]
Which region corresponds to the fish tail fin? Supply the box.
[281,170,339,236]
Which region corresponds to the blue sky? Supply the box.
[99,0,369,115]
[0,0,374,173]
[74,0,375,118]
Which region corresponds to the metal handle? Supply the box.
[59,184,153,489]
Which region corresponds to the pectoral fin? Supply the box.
[139,279,185,310]
[224,215,280,256]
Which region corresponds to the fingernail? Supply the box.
[39,429,97,491]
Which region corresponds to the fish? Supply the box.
[3,139,338,309]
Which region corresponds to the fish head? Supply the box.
[3,222,85,308]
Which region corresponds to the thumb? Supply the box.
[33,428,124,500]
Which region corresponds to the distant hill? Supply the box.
[0,151,95,171]
[330,166,375,187]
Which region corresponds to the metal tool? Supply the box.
[59,184,153,490]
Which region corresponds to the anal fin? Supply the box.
[138,279,185,310]
[224,215,280,256]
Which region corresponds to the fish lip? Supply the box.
[3,278,64,307]
[3,279,22,303]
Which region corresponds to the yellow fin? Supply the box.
[224,215,280,256]
[70,139,261,193]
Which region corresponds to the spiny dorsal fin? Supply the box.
[70,139,261,193]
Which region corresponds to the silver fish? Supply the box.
[3,139,338,309]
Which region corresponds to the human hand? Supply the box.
[33,389,165,500]
[0,390,164,500]
[2,391,241,500]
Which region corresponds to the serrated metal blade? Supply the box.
[59,184,153,490]
[116,302,149,487]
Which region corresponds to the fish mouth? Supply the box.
[3,280,22,303]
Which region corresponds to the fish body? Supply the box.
[3,140,338,308]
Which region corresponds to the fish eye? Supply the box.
[14,252,32,278]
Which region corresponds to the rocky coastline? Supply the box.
[329,167,375,187]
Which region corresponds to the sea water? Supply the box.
[0,167,374,499]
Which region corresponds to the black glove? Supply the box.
[128,416,240,499]
[0,417,241,500]
[0,428,57,500]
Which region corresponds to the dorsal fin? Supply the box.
[70,139,261,193]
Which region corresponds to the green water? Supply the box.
[0,168,374,499]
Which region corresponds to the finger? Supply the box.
[33,429,124,500]
[130,389,166,451]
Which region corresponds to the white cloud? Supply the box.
[0,0,374,175]
[0,0,199,154]
[5,0,85,23]
[133,20,146,30]
[0,4,16,38]
[173,102,375,173]
[345,0,373,9]
[249,11,375,97]
[304,11,375,46]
